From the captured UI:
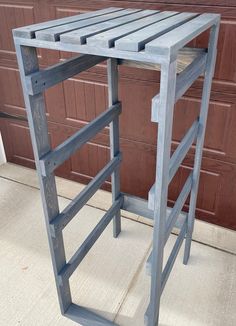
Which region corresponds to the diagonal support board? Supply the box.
[39,102,121,176]
[25,54,106,95]
[50,153,122,235]
[58,197,123,283]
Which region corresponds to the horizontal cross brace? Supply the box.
[65,303,116,326]
[59,197,122,282]
[151,52,207,123]
[146,220,186,279]
[50,153,122,235]
[121,193,153,219]
[118,47,206,73]
[169,119,199,183]
[25,54,106,95]
[39,102,121,176]
[121,193,187,227]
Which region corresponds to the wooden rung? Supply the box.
[50,153,122,235]
[161,221,186,291]
[25,54,106,95]
[148,119,198,210]
[151,52,207,122]
[165,172,192,242]
[58,198,122,282]
[146,220,186,278]
[169,119,199,183]
[39,102,121,176]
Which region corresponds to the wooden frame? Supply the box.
[13,8,220,326]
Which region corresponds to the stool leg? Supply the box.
[15,45,72,313]
[107,58,121,237]
[147,59,177,326]
[183,22,220,265]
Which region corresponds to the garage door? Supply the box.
[0,0,235,230]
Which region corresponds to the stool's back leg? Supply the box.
[107,58,121,237]
[147,59,177,326]
[183,22,220,265]
[15,44,72,313]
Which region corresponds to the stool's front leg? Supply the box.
[183,22,220,265]
[146,59,177,326]
[15,44,72,313]
[107,58,121,238]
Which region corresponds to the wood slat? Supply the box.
[13,7,123,39]
[145,13,220,55]
[60,10,158,45]
[86,11,177,48]
[35,8,141,41]
[115,12,197,52]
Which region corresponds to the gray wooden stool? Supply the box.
[13,7,220,326]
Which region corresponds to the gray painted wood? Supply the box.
[151,52,207,122]
[25,54,106,95]
[107,58,122,238]
[115,12,197,52]
[121,193,154,219]
[14,44,72,313]
[59,198,122,282]
[86,11,176,48]
[169,119,199,182]
[13,8,220,326]
[145,13,220,56]
[61,10,157,45]
[40,102,121,176]
[146,60,177,326]
[36,9,140,41]
[13,7,123,39]
[13,36,169,65]
[121,193,187,227]
[50,154,122,235]
[165,172,192,243]
[118,47,206,73]
[161,221,186,291]
[183,22,220,265]
[65,303,116,326]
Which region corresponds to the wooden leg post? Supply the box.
[146,59,177,326]
[107,58,122,238]
[15,44,72,313]
[183,22,220,265]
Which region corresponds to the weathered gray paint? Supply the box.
[107,58,122,238]
[13,8,219,326]
[61,10,157,45]
[40,102,121,176]
[25,54,106,95]
[183,22,220,265]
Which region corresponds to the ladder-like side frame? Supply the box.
[15,44,121,325]
[145,21,220,326]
